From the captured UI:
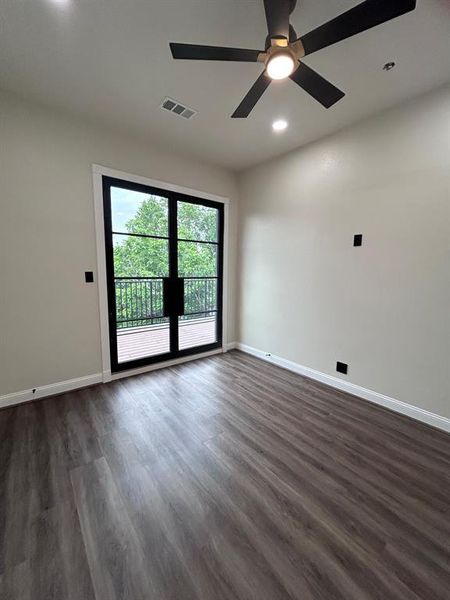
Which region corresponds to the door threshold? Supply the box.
[108,347,224,381]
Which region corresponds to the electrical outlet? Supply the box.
[353,234,363,247]
[85,271,94,283]
[336,361,348,375]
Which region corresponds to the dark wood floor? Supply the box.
[1,351,449,600]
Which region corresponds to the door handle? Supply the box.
[175,278,184,317]
[162,277,184,317]
[163,277,171,317]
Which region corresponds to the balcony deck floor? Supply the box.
[117,317,216,363]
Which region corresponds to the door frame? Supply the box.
[92,164,230,382]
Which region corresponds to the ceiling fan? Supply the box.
[170,0,417,118]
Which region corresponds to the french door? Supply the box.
[102,176,224,372]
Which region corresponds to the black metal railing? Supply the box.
[115,277,217,329]
[181,277,217,320]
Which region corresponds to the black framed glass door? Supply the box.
[103,176,224,372]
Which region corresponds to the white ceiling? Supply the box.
[1,0,449,170]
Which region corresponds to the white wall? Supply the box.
[0,91,239,396]
[1,86,449,421]
[237,86,450,419]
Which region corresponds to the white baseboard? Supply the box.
[3,345,448,434]
[235,343,450,433]
[0,373,102,410]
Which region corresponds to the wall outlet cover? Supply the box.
[336,361,348,374]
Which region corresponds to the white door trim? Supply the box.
[92,164,230,204]
[92,164,230,382]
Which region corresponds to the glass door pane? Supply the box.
[110,185,170,365]
[177,201,221,350]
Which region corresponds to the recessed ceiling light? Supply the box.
[383,62,396,71]
[272,119,288,132]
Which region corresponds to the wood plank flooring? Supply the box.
[1,350,449,600]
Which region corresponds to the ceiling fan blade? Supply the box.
[290,62,345,108]
[263,0,291,40]
[298,0,416,56]
[231,72,271,118]
[170,43,262,62]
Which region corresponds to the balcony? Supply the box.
[114,277,218,363]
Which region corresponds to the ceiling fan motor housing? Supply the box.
[261,37,304,67]
[265,25,298,49]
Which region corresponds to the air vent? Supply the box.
[160,97,197,120]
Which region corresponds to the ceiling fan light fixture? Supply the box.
[266,52,295,80]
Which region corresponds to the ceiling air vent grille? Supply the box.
[160,97,197,119]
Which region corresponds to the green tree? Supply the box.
[114,197,169,277]
[114,197,218,277]
[114,197,218,327]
